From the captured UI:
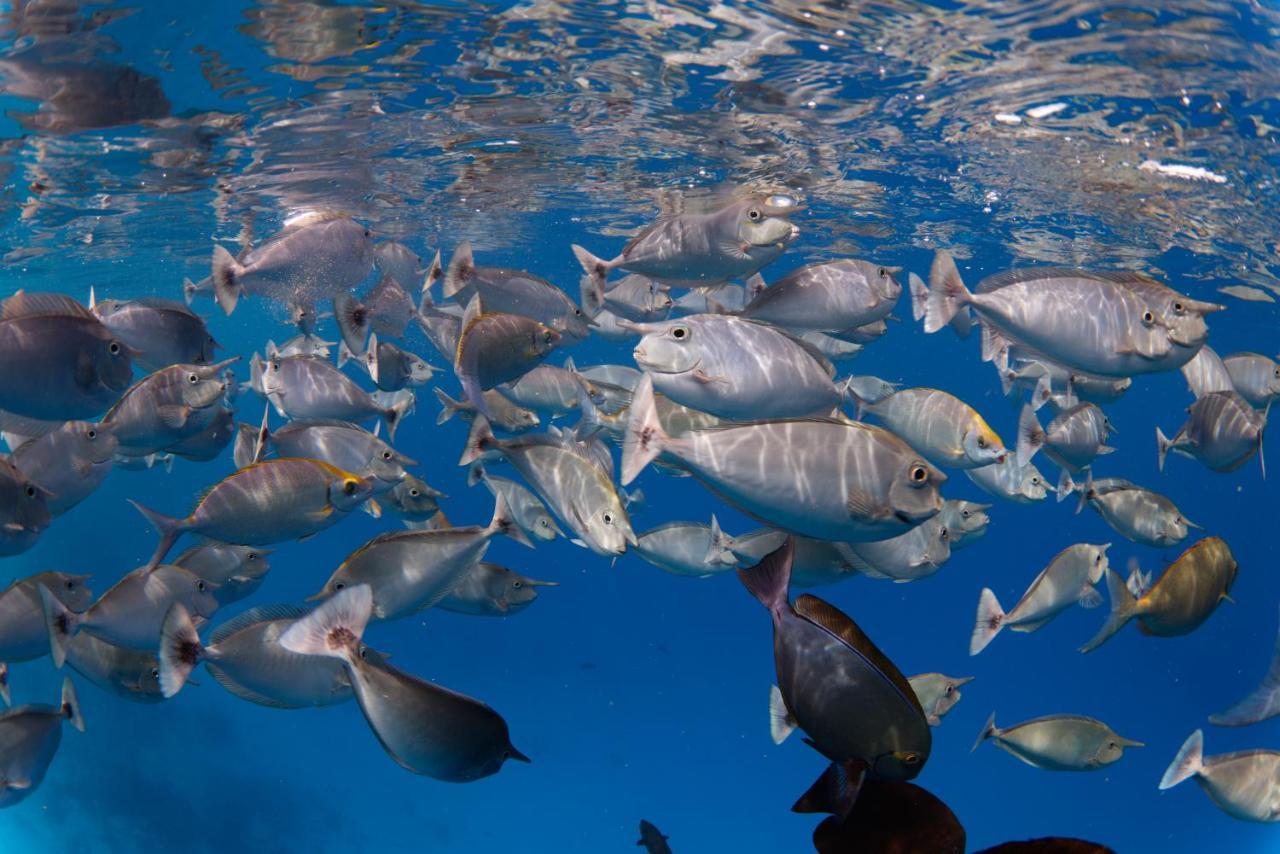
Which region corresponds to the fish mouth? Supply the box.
[633,349,697,376]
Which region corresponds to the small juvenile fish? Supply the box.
[1223,352,1280,409]
[966,457,1052,504]
[0,457,52,556]
[907,673,974,726]
[739,259,901,332]
[0,572,93,662]
[454,297,562,418]
[89,291,220,372]
[970,543,1109,655]
[937,499,990,549]
[0,677,84,807]
[1157,391,1266,475]
[445,240,591,341]
[338,333,435,393]
[1068,474,1197,548]
[1160,730,1280,822]
[8,420,116,515]
[1017,400,1115,474]
[438,563,558,617]
[635,517,738,577]
[280,585,530,781]
[435,387,540,433]
[637,820,673,854]
[863,387,1007,469]
[173,542,272,608]
[382,475,445,524]
[1081,537,1237,654]
[973,713,1141,771]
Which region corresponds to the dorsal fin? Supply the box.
[978,267,1163,293]
[0,292,95,322]
[209,603,310,646]
[793,594,923,717]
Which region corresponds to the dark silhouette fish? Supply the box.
[637,819,672,853]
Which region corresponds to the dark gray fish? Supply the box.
[8,420,116,515]
[210,213,375,315]
[103,360,236,457]
[739,540,930,819]
[445,240,591,340]
[1160,730,1280,822]
[0,291,134,420]
[0,677,83,808]
[637,819,673,854]
[339,333,435,392]
[157,603,352,707]
[383,475,445,523]
[740,259,901,331]
[0,457,52,556]
[1158,391,1266,474]
[252,352,413,440]
[973,713,1141,771]
[65,632,163,704]
[89,290,219,372]
[168,405,237,462]
[333,275,419,352]
[280,585,530,781]
[454,297,562,418]
[0,572,92,662]
[438,563,558,617]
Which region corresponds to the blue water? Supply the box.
[1,0,1279,851]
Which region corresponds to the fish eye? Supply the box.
[409,488,420,497]
[877,267,888,277]
[363,229,372,238]
[909,465,928,483]
[1108,741,1118,750]
[151,667,160,679]
[382,450,392,460]
[65,579,75,590]
[512,581,523,589]
[602,512,614,525]
[940,527,949,540]
[24,484,35,498]
[539,519,550,528]
[334,581,347,591]
[1030,476,1041,485]
[944,685,954,695]
[109,341,121,354]
[1142,310,1154,325]
[902,752,921,765]
[196,580,207,592]
[248,552,259,561]
[271,361,280,372]
[86,429,97,440]
[977,436,987,448]
[747,208,762,221]
[358,645,369,659]
[343,480,359,495]
[1095,553,1103,564]
[574,308,582,316]
[188,373,199,384]
[671,327,689,340]
[1173,301,1185,314]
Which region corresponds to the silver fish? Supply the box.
[1157,390,1266,474]
[970,543,1109,655]
[173,542,272,607]
[454,297,562,419]
[438,563,558,617]
[1068,474,1196,548]
[829,319,891,345]
[966,457,1053,505]
[497,362,600,416]
[280,585,530,781]
[1160,730,1280,822]
[623,374,945,543]
[597,274,673,322]
[630,314,841,420]
[474,466,562,543]
[797,331,863,361]
[374,241,425,292]
[210,212,375,315]
[103,360,236,457]
[338,333,435,392]
[0,677,83,807]
[0,572,93,662]
[726,530,858,588]
[252,352,412,440]
[245,418,413,493]
[0,457,52,556]
[907,673,974,726]
[671,283,748,315]
[445,240,591,340]
[844,515,952,583]
[65,632,163,704]
[1017,400,1115,474]
[937,499,991,549]
[739,260,900,332]
[1224,353,1280,409]
[973,713,1141,771]
[576,364,643,392]
[333,276,420,353]
[8,420,116,515]
[1180,345,1235,400]
[269,334,335,359]
[89,291,219,372]
[168,405,238,463]
[158,603,351,707]
[435,387,539,433]
[864,387,1007,469]
[382,475,445,523]
[635,517,737,577]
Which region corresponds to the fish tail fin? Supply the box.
[969,588,1006,655]
[128,499,188,570]
[923,249,971,333]
[60,676,84,733]
[435,387,463,425]
[182,278,199,306]
[791,760,866,820]
[380,390,414,442]
[1073,470,1093,514]
[333,293,370,356]
[468,462,485,488]
[443,240,474,300]
[420,250,443,307]
[971,712,997,753]
[459,414,498,466]
[1079,568,1137,654]
[571,245,609,318]
[336,337,356,370]
[769,684,796,744]
[908,272,928,322]
[38,585,79,669]
[737,538,794,617]
[278,584,372,662]
[573,381,604,440]
[0,662,9,707]
[704,514,735,566]
[1031,373,1053,411]
[488,490,533,549]
[1055,468,1074,503]
[232,423,259,469]
[1159,730,1204,790]
[158,603,204,699]
[1156,426,1172,472]
[364,332,380,387]
[621,373,669,485]
[210,245,242,316]
[1016,403,1045,469]
[623,487,645,513]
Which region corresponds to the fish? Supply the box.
[438,563,558,617]
[1223,352,1280,409]
[597,274,672,323]
[0,572,93,662]
[65,632,164,704]
[637,819,673,854]
[168,406,238,462]
[671,283,749,315]
[0,676,84,808]
[158,603,351,707]
[473,466,563,543]
[0,457,53,556]
[999,352,1131,407]
[1081,537,1237,653]
[923,251,1207,378]
[129,458,375,568]
[726,530,859,589]
[966,457,1053,504]
[1016,399,1115,474]
[309,492,528,621]
[338,333,435,393]
[462,417,635,556]
[1157,390,1266,475]
[1159,730,1280,822]
[279,585,530,781]
[381,475,445,523]
[7,420,116,515]
[444,240,592,341]
[210,213,375,315]
[863,388,1007,469]
[572,195,799,300]
[798,331,863,360]
[937,499,991,549]
[268,334,335,359]
[41,564,220,658]
[629,314,842,420]
[973,713,1141,771]
[907,673,974,726]
[1180,345,1235,400]
[622,374,945,543]
[240,417,413,493]
[829,319,891,345]
[496,362,601,416]
[89,291,219,372]
[252,352,413,440]
[842,376,900,411]
[576,363,643,392]
[374,241,426,293]
[1211,604,1280,728]
[173,542,272,608]
[844,515,952,582]
[738,259,901,331]
[454,296,562,418]
[103,359,237,457]
[0,291,134,420]
[634,517,738,577]
[812,780,966,854]
[739,540,930,819]
[1067,474,1197,548]
[970,543,1110,655]
[435,387,540,433]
